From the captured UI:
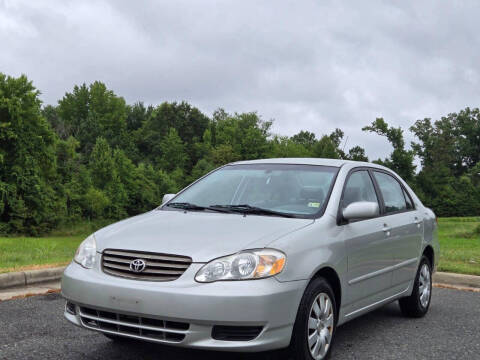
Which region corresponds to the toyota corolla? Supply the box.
[62,158,439,360]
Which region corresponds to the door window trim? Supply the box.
[402,187,414,210]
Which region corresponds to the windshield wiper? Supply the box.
[210,204,297,218]
[164,202,231,213]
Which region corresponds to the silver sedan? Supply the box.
[62,158,439,360]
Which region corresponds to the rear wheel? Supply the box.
[399,256,432,317]
[289,277,337,360]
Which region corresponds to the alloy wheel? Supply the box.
[307,292,334,359]
[419,263,431,308]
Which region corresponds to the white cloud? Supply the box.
[1,0,480,161]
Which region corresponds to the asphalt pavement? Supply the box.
[0,287,479,360]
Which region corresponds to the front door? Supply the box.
[340,170,395,314]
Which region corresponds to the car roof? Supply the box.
[231,157,387,170]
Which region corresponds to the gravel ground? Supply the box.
[0,287,479,360]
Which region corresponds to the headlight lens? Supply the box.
[74,234,97,269]
[195,249,286,282]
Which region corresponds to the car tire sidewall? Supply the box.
[415,256,432,313]
[290,277,337,360]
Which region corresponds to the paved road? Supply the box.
[1,288,479,360]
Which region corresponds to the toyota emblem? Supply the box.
[129,259,146,273]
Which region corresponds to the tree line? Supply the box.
[1,73,479,234]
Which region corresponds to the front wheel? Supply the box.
[399,256,432,317]
[289,277,337,360]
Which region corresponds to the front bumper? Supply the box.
[61,261,307,351]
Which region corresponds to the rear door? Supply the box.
[372,171,423,289]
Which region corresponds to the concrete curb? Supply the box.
[433,271,480,289]
[0,267,66,290]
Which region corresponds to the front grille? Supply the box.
[79,306,189,343]
[102,249,192,281]
[211,325,263,341]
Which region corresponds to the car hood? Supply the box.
[94,210,314,262]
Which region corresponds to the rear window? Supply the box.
[373,171,407,213]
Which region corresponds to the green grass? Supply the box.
[0,220,113,274]
[0,235,85,273]
[437,217,480,276]
[0,218,479,275]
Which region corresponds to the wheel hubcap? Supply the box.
[419,263,431,308]
[307,293,334,359]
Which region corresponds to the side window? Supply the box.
[342,171,378,209]
[373,172,407,213]
[403,188,414,210]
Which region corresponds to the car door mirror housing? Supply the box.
[342,201,379,221]
[162,193,176,204]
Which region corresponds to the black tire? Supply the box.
[398,256,432,318]
[289,277,337,360]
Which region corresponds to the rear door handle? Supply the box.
[414,217,422,226]
[383,224,392,234]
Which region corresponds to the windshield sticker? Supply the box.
[308,202,320,208]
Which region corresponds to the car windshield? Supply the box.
[166,164,339,218]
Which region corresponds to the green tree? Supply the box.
[346,146,369,162]
[54,136,87,221]
[43,104,70,139]
[126,102,153,132]
[0,73,59,234]
[89,137,115,188]
[411,109,480,176]
[329,128,344,148]
[313,135,341,159]
[159,128,188,172]
[291,130,316,148]
[5,71,480,232]
[137,101,210,171]
[209,144,239,165]
[269,136,312,158]
[57,82,131,155]
[83,188,110,219]
[453,108,480,171]
[410,109,480,216]
[192,128,214,164]
[213,110,272,161]
[363,118,415,183]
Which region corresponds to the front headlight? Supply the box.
[195,249,286,283]
[74,234,97,269]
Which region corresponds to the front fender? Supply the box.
[271,216,347,285]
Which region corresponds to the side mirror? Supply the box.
[162,193,176,205]
[342,201,379,221]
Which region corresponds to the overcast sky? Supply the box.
[2,0,480,160]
